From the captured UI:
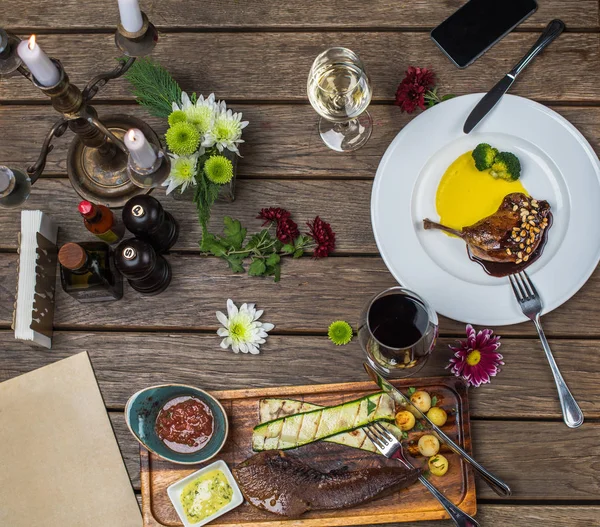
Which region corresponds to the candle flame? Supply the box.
[128,129,137,142]
[28,35,36,51]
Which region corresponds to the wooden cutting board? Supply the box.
[141,376,476,526]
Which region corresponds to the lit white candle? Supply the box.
[117,0,144,33]
[125,128,157,169]
[17,35,60,87]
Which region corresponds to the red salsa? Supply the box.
[155,396,214,454]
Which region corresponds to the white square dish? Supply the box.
[167,460,244,527]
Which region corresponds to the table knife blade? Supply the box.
[463,19,565,135]
[463,75,514,134]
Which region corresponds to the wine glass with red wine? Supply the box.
[358,287,439,378]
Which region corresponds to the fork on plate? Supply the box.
[364,422,479,527]
[508,271,584,428]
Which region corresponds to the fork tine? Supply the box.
[363,426,385,450]
[520,270,538,298]
[368,423,390,445]
[373,421,393,438]
[515,272,532,300]
[508,274,523,301]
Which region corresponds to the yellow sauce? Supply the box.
[436,151,527,231]
[180,469,233,523]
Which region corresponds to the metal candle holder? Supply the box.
[0,17,165,207]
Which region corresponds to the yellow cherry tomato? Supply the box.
[429,454,449,476]
[395,410,416,431]
[410,390,432,413]
[418,434,440,457]
[427,407,448,427]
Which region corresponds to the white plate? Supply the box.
[167,460,244,527]
[372,94,600,325]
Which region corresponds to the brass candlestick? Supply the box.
[0,15,165,207]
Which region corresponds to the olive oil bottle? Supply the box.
[58,242,123,302]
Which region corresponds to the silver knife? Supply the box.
[364,362,512,497]
[463,19,565,134]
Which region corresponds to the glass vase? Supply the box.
[172,149,237,203]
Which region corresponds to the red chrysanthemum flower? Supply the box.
[276,218,300,244]
[257,207,291,226]
[446,325,504,387]
[306,216,336,258]
[394,66,436,113]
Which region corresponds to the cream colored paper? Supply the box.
[0,352,142,526]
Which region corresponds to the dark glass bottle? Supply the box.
[114,238,172,295]
[121,195,179,253]
[58,242,123,302]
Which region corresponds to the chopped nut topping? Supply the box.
[516,259,523,264]
[520,230,526,237]
[517,251,523,259]
[519,243,525,249]
[526,247,532,254]
[506,248,512,255]
[523,255,530,262]
[513,205,519,211]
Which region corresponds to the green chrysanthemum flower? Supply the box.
[168,110,187,126]
[165,122,201,156]
[328,321,353,346]
[204,155,234,185]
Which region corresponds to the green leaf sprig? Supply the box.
[200,216,314,281]
[122,57,182,118]
[424,87,456,109]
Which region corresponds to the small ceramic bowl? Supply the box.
[167,460,244,527]
[125,384,228,465]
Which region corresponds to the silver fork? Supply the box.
[508,271,584,428]
[364,422,479,527]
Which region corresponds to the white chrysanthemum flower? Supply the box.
[162,152,200,195]
[205,106,248,154]
[172,92,217,137]
[216,299,274,354]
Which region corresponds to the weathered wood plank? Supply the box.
[2,252,600,336]
[0,179,375,253]
[367,505,600,527]
[1,332,598,419]
[0,104,598,178]
[4,0,597,30]
[0,33,598,102]
[111,411,600,499]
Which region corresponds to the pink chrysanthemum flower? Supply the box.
[447,325,504,387]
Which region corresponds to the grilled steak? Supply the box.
[232,450,420,518]
[423,192,551,264]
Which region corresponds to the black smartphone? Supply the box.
[431,0,538,68]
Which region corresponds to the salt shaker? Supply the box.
[114,238,172,295]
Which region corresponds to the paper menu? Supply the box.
[0,352,142,526]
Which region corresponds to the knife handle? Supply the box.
[510,19,565,78]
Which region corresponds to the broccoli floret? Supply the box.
[490,152,521,181]
[472,143,499,171]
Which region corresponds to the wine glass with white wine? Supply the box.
[307,47,373,152]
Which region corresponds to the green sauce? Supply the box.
[180,469,233,523]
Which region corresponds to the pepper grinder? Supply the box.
[122,195,179,253]
[114,238,172,295]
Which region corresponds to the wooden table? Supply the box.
[1,2,599,525]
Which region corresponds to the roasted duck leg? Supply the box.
[424,192,551,265]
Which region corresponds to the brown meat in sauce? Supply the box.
[232,450,420,518]
[423,192,551,264]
